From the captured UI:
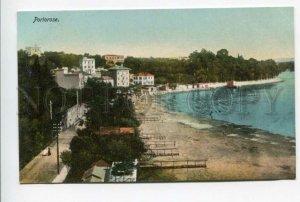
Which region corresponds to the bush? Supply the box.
[60,150,72,168]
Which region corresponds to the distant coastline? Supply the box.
[156,77,283,95]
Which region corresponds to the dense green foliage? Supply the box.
[124,49,283,84]
[111,162,135,176]
[278,61,294,72]
[65,80,145,183]
[18,50,70,169]
[81,79,139,130]
[22,48,286,85]
[60,150,72,168]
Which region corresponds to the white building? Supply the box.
[108,65,131,87]
[66,104,88,128]
[109,159,138,182]
[80,57,95,74]
[133,72,154,86]
[62,67,69,74]
[54,68,84,89]
[25,45,42,56]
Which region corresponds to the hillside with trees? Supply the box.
[37,51,107,69]
[18,49,144,176]
[124,49,283,84]
[18,50,69,168]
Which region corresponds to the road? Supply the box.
[20,128,77,184]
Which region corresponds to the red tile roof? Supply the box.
[98,127,135,136]
[120,127,135,134]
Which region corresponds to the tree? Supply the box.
[94,54,106,67]
[278,61,294,72]
[18,51,61,169]
[64,78,145,182]
[111,161,135,176]
[217,49,229,57]
[60,150,72,168]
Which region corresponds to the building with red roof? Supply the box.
[133,72,154,86]
[95,127,135,136]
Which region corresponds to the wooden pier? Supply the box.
[140,159,208,169]
[140,133,161,137]
[137,116,161,122]
[140,135,166,140]
[144,140,176,148]
[146,148,179,157]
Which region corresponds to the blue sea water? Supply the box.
[160,71,295,137]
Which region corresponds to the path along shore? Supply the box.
[135,88,295,181]
[156,77,282,95]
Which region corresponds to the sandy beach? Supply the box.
[135,94,295,182]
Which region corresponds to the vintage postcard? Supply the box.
[18,8,295,183]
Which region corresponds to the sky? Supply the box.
[17,7,294,60]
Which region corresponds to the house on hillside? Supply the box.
[103,54,125,64]
[82,160,111,183]
[54,68,84,89]
[108,65,131,87]
[80,57,95,74]
[25,45,42,56]
[133,72,155,86]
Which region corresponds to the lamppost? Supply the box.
[50,100,64,174]
[52,121,62,174]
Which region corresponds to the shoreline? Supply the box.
[165,109,295,140]
[155,77,282,95]
[155,72,294,138]
[135,95,295,182]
